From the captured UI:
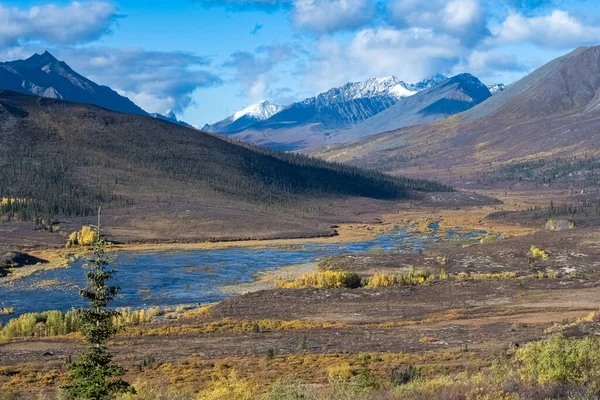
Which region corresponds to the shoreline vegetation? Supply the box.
[3,204,536,285]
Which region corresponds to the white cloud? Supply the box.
[0,1,118,47]
[452,49,528,83]
[492,10,600,49]
[60,47,222,114]
[390,0,489,47]
[305,27,461,93]
[223,43,300,103]
[292,0,376,34]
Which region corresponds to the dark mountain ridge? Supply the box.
[0,51,146,116]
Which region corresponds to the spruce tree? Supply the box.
[62,209,134,399]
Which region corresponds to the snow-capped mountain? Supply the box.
[245,74,449,133]
[203,100,283,133]
[321,75,416,101]
[206,75,448,136]
[334,73,492,142]
[230,74,490,150]
[488,83,506,95]
[233,100,283,121]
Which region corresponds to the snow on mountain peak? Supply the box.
[333,75,415,101]
[232,100,283,121]
[487,83,506,95]
[313,74,450,104]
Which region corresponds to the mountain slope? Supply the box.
[0,51,146,116]
[0,91,451,241]
[204,100,283,133]
[314,46,600,174]
[330,73,491,142]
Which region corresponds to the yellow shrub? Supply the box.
[528,245,548,260]
[439,269,449,280]
[196,370,257,400]
[366,268,435,288]
[66,226,98,247]
[515,334,600,386]
[367,273,396,288]
[276,270,361,289]
[0,307,14,316]
[457,272,516,280]
[327,363,355,382]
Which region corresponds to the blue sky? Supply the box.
[0,0,600,126]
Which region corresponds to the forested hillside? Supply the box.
[0,91,451,225]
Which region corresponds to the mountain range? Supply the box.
[202,75,437,135]
[314,45,600,176]
[224,74,493,151]
[0,51,192,128]
[0,51,506,151]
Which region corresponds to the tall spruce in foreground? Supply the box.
[62,209,133,399]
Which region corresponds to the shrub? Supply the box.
[528,245,548,260]
[457,272,516,280]
[66,226,98,247]
[480,233,502,244]
[266,377,315,400]
[366,268,435,288]
[0,306,167,340]
[276,271,361,289]
[391,365,420,386]
[515,334,600,387]
[0,307,14,316]
[196,370,257,400]
[367,273,396,288]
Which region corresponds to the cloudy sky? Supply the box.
[1,0,599,126]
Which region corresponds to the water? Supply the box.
[0,226,485,321]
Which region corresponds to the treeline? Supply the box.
[0,146,132,223]
[527,200,600,219]
[485,155,600,185]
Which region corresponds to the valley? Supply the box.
[2,42,600,400]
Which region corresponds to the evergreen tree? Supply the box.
[62,209,134,399]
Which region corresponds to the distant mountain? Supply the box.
[331,73,491,142]
[253,75,448,131]
[0,51,146,116]
[226,74,448,150]
[151,111,194,128]
[204,100,283,133]
[487,84,506,95]
[315,46,600,173]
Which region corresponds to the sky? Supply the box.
[0,0,599,127]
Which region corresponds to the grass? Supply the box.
[275,270,362,289]
[366,269,435,288]
[0,304,217,340]
[8,333,600,399]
